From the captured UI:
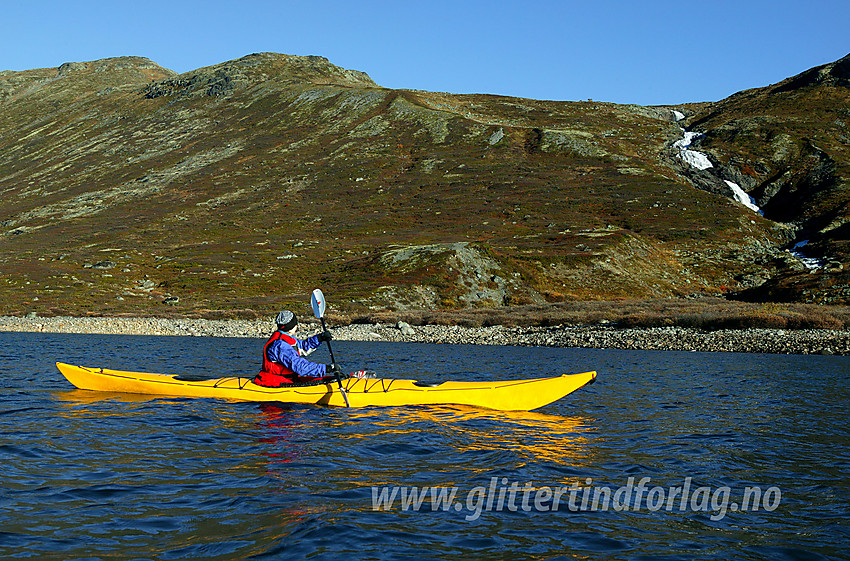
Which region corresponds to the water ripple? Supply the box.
[0,333,847,559]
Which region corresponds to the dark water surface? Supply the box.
[1,332,847,560]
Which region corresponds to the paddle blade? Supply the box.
[311,289,326,319]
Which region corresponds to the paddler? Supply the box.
[254,310,339,387]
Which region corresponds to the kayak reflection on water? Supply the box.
[336,406,597,470]
[255,403,307,467]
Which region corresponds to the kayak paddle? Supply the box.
[311,288,350,407]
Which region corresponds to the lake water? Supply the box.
[1,332,847,560]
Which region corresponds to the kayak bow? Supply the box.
[55,362,596,411]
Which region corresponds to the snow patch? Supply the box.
[672,110,685,121]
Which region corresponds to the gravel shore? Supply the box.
[0,315,847,355]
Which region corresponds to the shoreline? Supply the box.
[0,315,847,355]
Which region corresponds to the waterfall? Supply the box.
[672,118,761,215]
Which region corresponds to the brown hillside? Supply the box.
[685,53,850,303]
[0,52,846,318]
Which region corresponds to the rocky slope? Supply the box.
[0,52,847,317]
[680,54,850,303]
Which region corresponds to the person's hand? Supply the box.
[318,330,333,342]
[325,363,342,374]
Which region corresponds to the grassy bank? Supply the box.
[344,298,850,330]
[10,298,850,332]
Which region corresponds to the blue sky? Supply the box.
[2,0,848,105]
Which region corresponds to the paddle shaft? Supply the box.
[320,316,349,407]
[320,317,338,365]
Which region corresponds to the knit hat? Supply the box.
[275,310,298,332]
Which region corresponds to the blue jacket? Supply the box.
[266,332,327,378]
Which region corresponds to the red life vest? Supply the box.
[254,331,300,387]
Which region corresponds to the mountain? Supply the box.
[0,52,847,318]
[683,54,850,304]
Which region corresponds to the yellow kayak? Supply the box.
[55,362,597,411]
